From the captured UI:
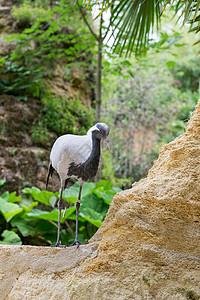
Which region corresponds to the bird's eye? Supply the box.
[99,129,103,133]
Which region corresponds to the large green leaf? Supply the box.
[81,206,104,221]
[0,230,22,245]
[96,180,111,190]
[62,184,79,204]
[27,207,76,223]
[93,188,116,205]
[81,182,96,195]
[22,186,41,194]
[62,181,96,203]
[34,220,57,234]
[0,191,22,203]
[49,196,57,207]
[80,207,103,228]
[0,179,6,186]
[11,218,36,237]
[111,187,122,193]
[81,192,108,214]
[21,201,38,214]
[0,198,23,222]
[31,190,57,206]
[79,216,102,228]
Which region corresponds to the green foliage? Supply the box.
[0,59,43,97]
[173,0,200,51]
[42,96,95,136]
[102,32,199,186]
[101,150,116,183]
[12,2,50,29]
[30,93,95,147]
[0,180,122,245]
[0,230,22,245]
[0,199,23,222]
[150,31,183,52]
[0,0,96,101]
[157,91,197,146]
[31,121,51,146]
[81,0,200,55]
[12,3,34,28]
[0,180,6,187]
[0,0,96,148]
[103,56,178,182]
[172,57,200,92]
[110,0,162,56]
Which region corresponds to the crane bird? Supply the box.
[46,123,110,248]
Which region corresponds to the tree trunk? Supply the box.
[95,14,103,123]
[96,38,102,122]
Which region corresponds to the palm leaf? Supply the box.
[79,0,162,56]
[173,0,200,48]
[78,0,200,55]
[109,0,162,56]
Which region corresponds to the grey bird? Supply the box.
[46,123,110,247]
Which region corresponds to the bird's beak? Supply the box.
[105,137,110,150]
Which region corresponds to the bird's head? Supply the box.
[88,123,110,149]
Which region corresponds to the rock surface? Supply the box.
[0,243,99,299]
[0,95,60,193]
[1,100,200,299]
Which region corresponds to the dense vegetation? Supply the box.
[0,179,121,245]
[0,0,199,244]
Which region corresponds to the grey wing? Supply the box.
[50,134,92,180]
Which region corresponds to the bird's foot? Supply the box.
[51,242,66,247]
[71,240,80,248]
[66,240,89,248]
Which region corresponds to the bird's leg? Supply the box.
[75,184,82,248]
[52,186,64,247]
[70,184,83,248]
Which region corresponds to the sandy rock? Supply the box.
[1,100,200,299]
[0,243,99,299]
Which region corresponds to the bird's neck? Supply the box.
[91,132,101,158]
[70,132,101,181]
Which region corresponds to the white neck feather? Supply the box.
[87,125,99,136]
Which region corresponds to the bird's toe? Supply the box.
[65,240,89,248]
[71,240,80,248]
[51,242,65,247]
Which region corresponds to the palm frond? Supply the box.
[173,0,200,23]
[109,0,162,56]
[78,0,200,55]
[173,0,200,48]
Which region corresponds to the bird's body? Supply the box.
[46,123,110,247]
[49,128,101,184]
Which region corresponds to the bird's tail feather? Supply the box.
[46,164,54,190]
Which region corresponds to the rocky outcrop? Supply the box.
[0,243,99,300]
[46,64,94,108]
[1,99,200,299]
[0,95,60,192]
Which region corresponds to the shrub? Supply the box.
[42,96,95,135]
[31,120,51,146]
[12,2,50,29]
[0,59,44,98]
[0,180,122,245]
